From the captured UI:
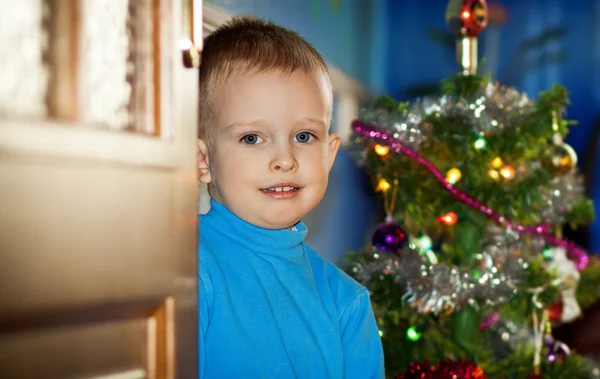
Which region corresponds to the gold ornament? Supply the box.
[544,143,577,175]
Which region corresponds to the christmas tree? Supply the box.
[345,1,600,378]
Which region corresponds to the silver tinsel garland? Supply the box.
[351,224,548,315]
[357,82,532,152]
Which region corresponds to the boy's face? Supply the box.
[198,69,340,230]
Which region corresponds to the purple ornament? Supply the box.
[545,336,571,364]
[372,222,407,254]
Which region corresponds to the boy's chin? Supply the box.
[253,211,305,230]
[256,217,302,230]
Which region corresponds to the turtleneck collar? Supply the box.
[201,199,308,258]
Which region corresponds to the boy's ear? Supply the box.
[197,139,212,184]
[327,132,341,171]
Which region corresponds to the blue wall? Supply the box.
[495,0,600,252]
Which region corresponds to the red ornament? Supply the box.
[527,374,542,379]
[548,301,564,323]
[446,0,489,37]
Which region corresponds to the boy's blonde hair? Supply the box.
[199,15,332,142]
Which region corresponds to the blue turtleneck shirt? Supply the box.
[199,200,384,378]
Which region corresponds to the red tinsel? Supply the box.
[396,359,487,379]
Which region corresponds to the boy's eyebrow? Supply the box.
[299,117,327,128]
[226,119,270,130]
[226,118,328,130]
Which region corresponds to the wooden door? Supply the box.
[0,0,202,378]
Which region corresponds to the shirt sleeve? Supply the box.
[339,288,385,379]
[199,260,213,379]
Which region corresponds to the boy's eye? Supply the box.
[240,134,263,145]
[293,132,315,144]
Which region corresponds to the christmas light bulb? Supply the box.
[488,169,500,180]
[446,168,462,184]
[500,165,515,180]
[374,144,389,156]
[376,178,391,192]
[406,326,422,341]
[491,157,503,168]
[474,137,487,150]
[438,212,458,225]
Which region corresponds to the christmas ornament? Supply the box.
[546,247,581,323]
[547,301,563,323]
[446,0,489,37]
[446,0,488,75]
[545,335,571,363]
[543,142,578,176]
[353,119,590,270]
[550,340,571,361]
[371,221,407,254]
[396,358,487,379]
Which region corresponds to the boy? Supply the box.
[198,15,384,379]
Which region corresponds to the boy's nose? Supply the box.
[269,146,298,172]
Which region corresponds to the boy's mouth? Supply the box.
[260,183,302,199]
[260,186,300,193]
